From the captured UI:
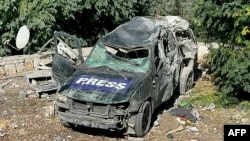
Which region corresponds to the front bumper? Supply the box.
[54,101,128,130]
[56,110,126,130]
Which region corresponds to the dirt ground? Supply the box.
[0,73,249,141]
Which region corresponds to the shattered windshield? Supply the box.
[85,42,150,73]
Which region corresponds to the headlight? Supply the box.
[56,93,67,102]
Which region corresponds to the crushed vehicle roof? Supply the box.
[100,16,190,49]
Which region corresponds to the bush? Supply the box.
[202,1,250,105]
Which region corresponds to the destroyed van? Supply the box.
[53,16,198,137]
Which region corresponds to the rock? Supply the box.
[233,113,242,120]
[187,126,199,132]
[31,79,37,85]
[241,118,249,123]
[66,135,72,139]
[0,129,6,137]
[26,90,34,95]
[0,66,5,76]
[43,105,55,117]
[41,93,49,99]
[16,62,25,73]
[18,128,27,135]
[128,136,144,141]
[11,123,18,129]
[0,100,5,105]
[25,59,34,71]
[53,136,65,141]
[4,64,16,75]
[19,91,27,98]
[12,82,20,88]
[153,121,159,127]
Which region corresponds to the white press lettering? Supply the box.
[85,78,95,85]
[105,82,116,87]
[116,83,127,90]
[76,78,88,84]
[89,79,99,85]
[75,76,130,90]
[96,80,107,86]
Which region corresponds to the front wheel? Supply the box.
[134,101,152,137]
[179,67,194,95]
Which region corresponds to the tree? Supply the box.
[196,0,250,104]
[0,0,151,56]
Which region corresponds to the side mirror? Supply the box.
[15,25,30,49]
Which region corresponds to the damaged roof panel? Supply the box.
[100,16,191,49]
[100,17,162,48]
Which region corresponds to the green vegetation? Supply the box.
[0,0,151,56]
[197,1,250,104]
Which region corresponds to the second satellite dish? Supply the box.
[15,25,30,49]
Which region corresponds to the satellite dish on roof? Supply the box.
[15,25,30,49]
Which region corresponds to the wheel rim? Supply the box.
[186,72,194,91]
[142,102,152,134]
[142,104,150,132]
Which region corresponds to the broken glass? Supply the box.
[86,42,150,73]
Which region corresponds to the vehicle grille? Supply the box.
[71,99,129,117]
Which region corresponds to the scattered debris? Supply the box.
[128,136,144,141]
[25,70,58,98]
[166,124,185,138]
[0,129,6,137]
[12,82,20,88]
[42,105,55,117]
[187,126,199,132]
[203,103,215,111]
[11,123,18,129]
[19,90,27,99]
[0,80,11,93]
[169,107,197,122]
[0,99,5,105]
[53,136,65,141]
[164,101,202,138]
[37,63,52,70]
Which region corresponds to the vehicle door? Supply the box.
[154,31,180,104]
[51,32,84,87]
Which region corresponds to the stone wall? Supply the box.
[0,53,52,76]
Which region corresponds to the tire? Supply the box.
[134,101,152,137]
[179,67,194,95]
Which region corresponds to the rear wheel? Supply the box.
[134,101,152,137]
[179,67,194,95]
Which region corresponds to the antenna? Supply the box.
[15,25,30,49]
[4,25,30,50]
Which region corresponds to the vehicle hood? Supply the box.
[59,69,147,104]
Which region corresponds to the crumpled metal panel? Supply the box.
[100,17,161,48]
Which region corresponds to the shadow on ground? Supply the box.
[71,126,126,139]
